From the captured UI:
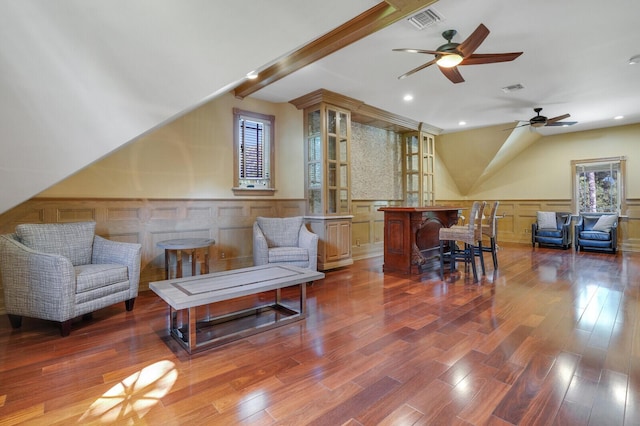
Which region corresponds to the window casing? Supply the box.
[572,157,626,214]
[233,108,275,195]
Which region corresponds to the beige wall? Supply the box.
[38,93,305,200]
[439,123,640,203]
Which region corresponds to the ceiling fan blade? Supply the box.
[398,58,438,80]
[546,121,577,127]
[546,113,571,124]
[459,52,523,65]
[438,66,464,84]
[393,48,443,55]
[503,122,531,131]
[457,23,490,57]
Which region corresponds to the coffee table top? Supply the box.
[150,264,324,310]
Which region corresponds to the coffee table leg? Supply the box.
[300,283,307,316]
[188,307,197,353]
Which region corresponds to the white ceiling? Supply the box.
[0,0,378,214]
[2,0,640,215]
[252,0,640,135]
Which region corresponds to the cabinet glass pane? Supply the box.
[308,136,321,161]
[407,193,418,206]
[423,156,434,173]
[339,112,348,138]
[328,163,336,186]
[407,135,419,154]
[309,189,322,214]
[339,138,347,162]
[339,190,348,213]
[328,189,337,213]
[406,174,419,191]
[328,136,336,161]
[328,110,337,134]
[340,164,348,187]
[308,110,320,135]
[308,162,321,188]
[406,154,418,171]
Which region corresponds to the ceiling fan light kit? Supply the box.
[436,53,463,68]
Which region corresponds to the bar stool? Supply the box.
[439,201,486,283]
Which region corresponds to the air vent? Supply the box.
[407,8,444,30]
[501,83,525,93]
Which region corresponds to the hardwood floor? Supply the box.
[2,243,640,425]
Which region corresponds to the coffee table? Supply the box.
[150,264,324,353]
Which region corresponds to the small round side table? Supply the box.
[157,238,215,279]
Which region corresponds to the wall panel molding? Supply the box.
[0,197,305,314]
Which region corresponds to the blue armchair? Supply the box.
[532,211,572,249]
[575,213,618,253]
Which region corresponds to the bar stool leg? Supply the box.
[491,237,498,269]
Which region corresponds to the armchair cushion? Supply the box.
[16,222,95,266]
[268,247,309,264]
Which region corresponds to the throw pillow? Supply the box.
[592,214,617,233]
[537,211,557,230]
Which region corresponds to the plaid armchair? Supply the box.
[0,221,141,336]
[253,216,318,271]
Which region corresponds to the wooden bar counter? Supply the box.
[378,206,461,275]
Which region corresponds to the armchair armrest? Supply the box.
[559,218,572,246]
[298,225,319,271]
[252,223,269,266]
[92,236,142,298]
[0,235,76,321]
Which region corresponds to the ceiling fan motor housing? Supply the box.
[530,116,547,127]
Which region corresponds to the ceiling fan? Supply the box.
[511,107,577,129]
[393,23,523,83]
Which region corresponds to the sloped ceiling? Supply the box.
[0,0,379,214]
[437,123,541,195]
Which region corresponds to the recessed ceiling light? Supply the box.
[458,121,467,126]
[403,94,414,101]
[246,71,259,79]
[614,115,624,120]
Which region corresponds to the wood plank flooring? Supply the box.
[2,243,640,425]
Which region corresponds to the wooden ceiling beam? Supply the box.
[233,0,438,99]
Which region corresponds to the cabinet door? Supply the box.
[326,220,351,261]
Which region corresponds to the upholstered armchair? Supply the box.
[253,216,319,271]
[532,211,572,249]
[0,221,141,336]
[575,213,618,253]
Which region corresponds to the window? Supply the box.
[572,157,626,214]
[233,108,275,195]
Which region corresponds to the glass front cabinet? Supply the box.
[403,131,436,206]
[304,103,353,270]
